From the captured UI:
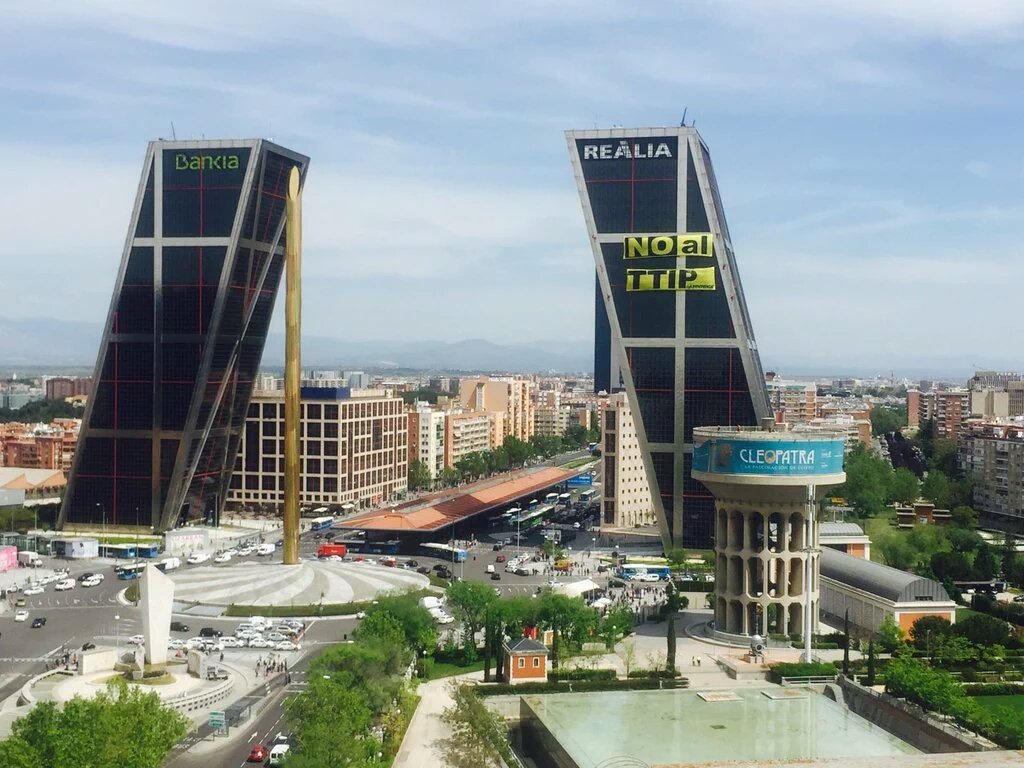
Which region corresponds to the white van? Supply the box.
[256,543,275,556]
[485,564,495,574]
[249,616,271,630]
[269,744,290,765]
[159,557,181,571]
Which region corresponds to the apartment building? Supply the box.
[910,389,970,439]
[960,421,1024,533]
[533,406,573,437]
[44,377,92,401]
[444,411,493,467]
[766,376,817,425]
[459,376,534,442]
[599,393,655,530]
[408,403,446,479]
[0,420,80,471]
[227,388,408,512]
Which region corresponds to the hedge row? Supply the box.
[627,669,680,679]
[478,677,689,696]
[547,668,617,682]
[767,662,837,684]
[962,682,1024,696]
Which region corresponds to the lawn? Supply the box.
[561,458,596,469]
[862,515,897,562]
[957,607,986,623]
[972,695,1024,718]
[422,656,486,680]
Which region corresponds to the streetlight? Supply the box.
[114,613,120,655]
[96,503,105,543]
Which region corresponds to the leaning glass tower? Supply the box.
[60,140,309,531]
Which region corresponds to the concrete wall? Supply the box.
[79,648,117,675]
[836,677,990,753]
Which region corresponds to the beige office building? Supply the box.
[599,393,655,530]
[227,389,408,512]
[459,377,534,442]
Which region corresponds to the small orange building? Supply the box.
[502,638,549,684]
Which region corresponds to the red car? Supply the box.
[247,744,268,762]
[495,554,506,563]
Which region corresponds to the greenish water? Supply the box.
[523,688,919,767]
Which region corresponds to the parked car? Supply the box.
[168,639,186,650]
[54,579,75,591]
[490,572,501,581]
[416,566,430,575]
[81,577,102,588]
[248,637,274,649]
[495,554,506,563]
[265,632,287,643]
[213,552,232,564]
[14,598,26,607]
[170,621,190,633]
[22,586,44,596]
[186,553,210,564]
[13,610,28,622]
[128,634,145,645]
[219,636,243,648]
[405,560,419,568]
[202,639,224,652]
[77,572,96,582]
[275,641,300,651]
[199,627,223,638]
[31,617,46,628]
[256,544,275,556]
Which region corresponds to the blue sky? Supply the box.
[2,1,1024,374]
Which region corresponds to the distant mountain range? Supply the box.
[0,317,593,374]
[0,316,1011,381]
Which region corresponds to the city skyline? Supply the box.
[4,2,1024,372]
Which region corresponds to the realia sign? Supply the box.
[692,437,845,477]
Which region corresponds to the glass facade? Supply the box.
[60,140,310,531]
[570,129,770,548]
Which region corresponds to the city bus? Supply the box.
[309,515,335,532]
[421,542,468,562]
[115,563,147,580]
[617,563,670,581]
[578,489,597,505]
[557,493,572,506]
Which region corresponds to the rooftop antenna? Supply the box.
[170,122,177,140]
[680,108,688,127]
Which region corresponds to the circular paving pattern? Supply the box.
[169,560,429,607]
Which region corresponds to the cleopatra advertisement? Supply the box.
[692,435,846,477]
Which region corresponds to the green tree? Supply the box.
[831,444,893,516]
[974,545,1000,580]
[0,682,187,768]
[921,470,952,508]
[436,682,512,768]
[953,613,1011,647]
[598,605,634,649]
[446,581,498,660]
[0,398,81,424]
[286,676,377,768]
[407,460,432,492]
[877,615,906,653]
[563,423,588,448]
[950,505,979,528]
[887,468,921,505]
[1003,533,1019,575]
[367,593,437,652]
[909,615,952,651]
[537,591,598,667]
[870,406,907,437]
[876,532,917,571]
[665,581,681,674]
[930,438,961,477]
[439,467,460,487]
[865,640,877,686]
[665,547,688,569]
[502,436,532,467]
[930,550,974,582]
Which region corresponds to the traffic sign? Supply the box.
[567,474,592,487]
[208,711,227,735]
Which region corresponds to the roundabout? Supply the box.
[169,560,430,607]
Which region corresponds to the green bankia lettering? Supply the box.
[174,153,241,171]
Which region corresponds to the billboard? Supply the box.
[567,474,593,487]
[692,436,845,477]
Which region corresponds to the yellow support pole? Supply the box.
[283,167,302,565]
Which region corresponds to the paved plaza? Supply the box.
[169,560,429,606]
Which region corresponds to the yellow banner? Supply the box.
[623,234,714,259]
[625,267,716,292]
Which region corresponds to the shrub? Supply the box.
[416,657,435,678]
[626,668,680,679]
[547,668,616,682]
